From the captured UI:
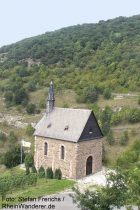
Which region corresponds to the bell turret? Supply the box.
[47,81,55,113]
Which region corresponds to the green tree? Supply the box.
[54,168,62,180]
[119,130,129,146]
[8,131,17,146]
[24,153,34,168]
[3,145,23,168]
[38,166,45,178]
[72,170,128,210]
[26,103,36,114]
[26,124,35,136]
[100,106,112,135]
[46,167,53,179]
[103,88,111,99]
[106,130,115,145]
[14,88,28,105]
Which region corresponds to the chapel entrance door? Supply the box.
[86,156,92,175]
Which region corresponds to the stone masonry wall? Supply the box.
[34,136,102,179]
[76,139,102,179]
[34,136,78,179]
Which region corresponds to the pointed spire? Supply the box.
[46,81,55,114]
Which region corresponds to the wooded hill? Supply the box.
[0,14,140,103]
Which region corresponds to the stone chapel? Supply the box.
[34,82,103,179]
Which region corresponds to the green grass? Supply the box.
[98,94,139,109]
[0,178,75,207]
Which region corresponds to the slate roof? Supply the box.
[34,107,93,142]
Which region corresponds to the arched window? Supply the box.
[44,142,48,155]
[61,146,65,159]
[86,156,93,175]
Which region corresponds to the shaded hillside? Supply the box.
[0,15,140,102]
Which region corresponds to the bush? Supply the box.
[3,145,23,168]
[100,106,112,135]
[0,173,37,200]
[8,131,17,145]
[4,91,13,105]
[26,103,36,114]
[128,108,140,123]
[77,85,99,103]
[38,166,45,178]
[14,88,28,105]
[31,165,37,173]
[0,132,7,142]
[106,130,115,145]
[138,96,140,105]
[24,153,34,168]
[103,88,111,99]
[54,168,62,180]
[46,167,53,179]
[119,131,129,146]
[26,166,30,175]
[26,124,35,136]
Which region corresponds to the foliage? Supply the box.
[3,145,24,168]
[25,166,30,175]
[38,166,45,178]
[0,132,7,142]
[117,139,140,169]
[8,131,17,145]
[0,173,37,200]
[72,170,128,210]
[1,15,140,110]
[54,168,62,180]
[103,88,111,99]
[26,103,36,114]
[26,124,35,136]
[73,139,140,209]
[0,178,74,205]
[77,85,99,103]
[24,153,34,168]
[119,130,129,146]
[14,88,28,105]
[46,167,53,179]
[138,96,140,105]
[31,165,37,173]
[100,106,112,135]
[111,107,140,125]
[106,130,115,145]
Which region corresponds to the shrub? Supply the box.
[138,96,140,105]
[38,166,45,178]
[14,88,28,105]
[54,168,62,180]
[119,131,129,146]
[26,124,35,136]
[4,91,13,105]
[100,106,112,135]
[0,173,37,200]
[46,167,53,179]
[31,165,37,173]
[103,88,111,99]
[8,131,17,145]
[26,103,36,114]
[26,166,30,175]
[0,132,7,142]
[3,145,23,168]
[24,153,34,168]
[106,130,115,145]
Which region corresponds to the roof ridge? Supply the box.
[54,107,92,111]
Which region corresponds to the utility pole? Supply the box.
[20,140,23,165]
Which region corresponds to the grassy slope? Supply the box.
[0,178,75,207]
[0,89,140,165]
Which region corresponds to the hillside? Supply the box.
[0,15,140,166]
[0,15,140,95]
